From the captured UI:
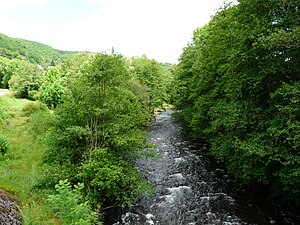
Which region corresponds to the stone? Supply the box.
[0,190,22,225]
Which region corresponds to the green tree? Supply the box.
[60,52,92,88]
[0,56,9,88]
[0,33,77,67]
[8,60,44,99]
[0,57,22,88]
[174,0,300,204]
[48,180,99,225]
[40,67,66,108]
[44,53,152,214]
[129,56,168,116]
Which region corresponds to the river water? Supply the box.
[110,110,299,225]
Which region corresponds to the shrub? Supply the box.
[26,110,54,136]
[8,60,44,99]
[28,90,40,101]
[21,101,47,117]
[0,136,9,158]
[48,179,99,225]
[0,99,6,123]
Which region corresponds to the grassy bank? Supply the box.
[0,95,60,225]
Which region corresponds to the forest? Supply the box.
[173,0,299,205]
[0,33,77,67]
[0,0,299,224]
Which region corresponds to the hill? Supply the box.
[0,33,77,66]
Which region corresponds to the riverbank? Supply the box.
[0,95,59,224]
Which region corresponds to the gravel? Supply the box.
[0,190,22,225]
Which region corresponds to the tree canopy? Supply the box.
[0,33,77,67]
[43,53,169,212]
[173,0,300,205]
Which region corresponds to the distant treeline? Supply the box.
[172,0,299,205]
[0,33,77,67]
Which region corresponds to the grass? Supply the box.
[0,95,61,225]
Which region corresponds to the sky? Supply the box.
[0,0,227,63]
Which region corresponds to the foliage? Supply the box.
[0,57,22,88]
[0,136,9,158]
[78,148,152,208]
[48,180,99,225]
[26,108,55,137]
[0,99,6,123]
[8,60,44,99]
[129,56,169,115]
[0,96,61,225]
[0,33,79,90]
[173,0,300,204]
[44,53,154,218]
[40,67,66,108]
[21,101,48,117]
[0,56,9,87]
[61,53,92,80]
[0,33,76,67]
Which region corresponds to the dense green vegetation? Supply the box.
[1,44,169,223]
[0,33,76,66]
[0,96,60,224]
[43,53,158,211]
[172,0,299,205]
[8,59,45,99]
[0,39,75,90]
[0,56,20,88]
[1,0,299,223]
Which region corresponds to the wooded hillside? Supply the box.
[0,33,76,66]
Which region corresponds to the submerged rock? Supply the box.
[0,190,22,225]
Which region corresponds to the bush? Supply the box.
[48,179,99,225]
[0,100,7,123]
[8,60,44,99]
[0,136,9,158]
[28,90,40,101]
[21,101,47,117]
[0,109,4,124]
[26,110,54,136]
[79,148,153,208]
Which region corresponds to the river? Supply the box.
[107,110,299,225]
